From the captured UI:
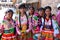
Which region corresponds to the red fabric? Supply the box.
[56,34,60,39]
[2,33,15,37]
[28,37,33,40]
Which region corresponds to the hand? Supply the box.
[18,24,20,27]
[26,30,30,33]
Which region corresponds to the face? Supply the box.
[39,10,44,16]
[19,8,25,13]
[29,8,34,15]
[5,12,13,20]
[45,9,51,16]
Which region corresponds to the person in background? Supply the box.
[56,4,60,28]
[15,4,29,40]
[40,6,59,40]
[0,9,20,40]
[56,4,60,40]
[38,7,45,17]
[38,7,45,28]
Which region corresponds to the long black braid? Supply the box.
[43,13,53,30]
[19,12,29,30]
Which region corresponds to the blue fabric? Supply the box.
[52,20,59,36]
[33,34,40,40]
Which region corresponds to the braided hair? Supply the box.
[43,6,53,30]
[18,3,29,30]
[19,12,29,30]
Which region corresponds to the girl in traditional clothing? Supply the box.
[27,6,37,40]
[33,7,45,40]
[15,4,29,40]
[40,6,59,40]
[56,4,60,30]
[0,9,21,40]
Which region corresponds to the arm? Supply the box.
[52,20,59,37]
[14,20,21,35]
[16,26,21,35]
[26,18,32,33]
[56,14,60,26]
[14,15,21,35]
[0,24,4,38]
[40,18,44,31]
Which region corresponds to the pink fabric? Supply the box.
[28,15,40,33]
[0,16,21,35]
[34,12,39,16]
[15,14,30,33]
[56,10,60,26]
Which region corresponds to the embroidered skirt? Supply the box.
[1,33,16,40]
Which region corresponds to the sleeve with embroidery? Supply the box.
[52,20,59,36]
[0,21,4,37]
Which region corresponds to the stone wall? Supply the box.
[41,0,60,14]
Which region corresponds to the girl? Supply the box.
[0,9,20,40]
[33,7,45,40]
[38,7,45,27]
[40,6,59,40]
[28,6,40,40]
[15,4,29,40]
[28,6,36,40]
[56,5,60,29]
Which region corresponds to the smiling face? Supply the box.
[45,9,51,16]
[19,8,26,14]
[5,12,13,20]
[29,7,34,15]
[39,10,44,17]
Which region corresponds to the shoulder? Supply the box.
[41,18,44,22]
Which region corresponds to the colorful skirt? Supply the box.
[27,31,33,40]
[33,26,40,40]
[17,31,33,40]
[1,33,16,40]
[17,32,27,40]
[41,30,54,40]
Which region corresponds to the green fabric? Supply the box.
[27,32,32,38]
[34,16,38,20]
[33,26,36,30]
[4,28,14,33]
[2,20,5,23]
[0,34,1,36]
[55,21,59,30]
[10,28,14,33]
[0,34,2,40]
